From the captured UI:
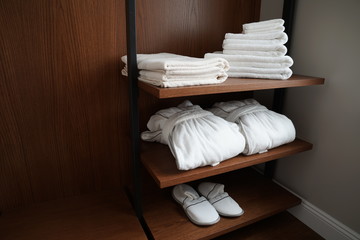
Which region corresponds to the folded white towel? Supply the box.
[227,68,292,80]
[139,69,227,82]
[244,26,285,34]
[141,101,245,170]
[138,76,228,88]
[205,52,293,68]
[222,42,286,52]
[121,53,230,87]
[223,32,288,45]
[121,53,230,72]
[208,99,296,155]
[225,31,286,40]
[223,45,287,57]
[242,19,285,34]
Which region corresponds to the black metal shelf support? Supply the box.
[125,0,142,218]
[265,0,297,178]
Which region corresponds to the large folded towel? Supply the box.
[223,32,288,45]
[141,100,245,170]
[208,99,296,155]
[242,19,285,34]
[121,53,230,87]
[204,52,293,69]
[227,67,292,80]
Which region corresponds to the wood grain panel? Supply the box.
[0,192,147,240]
[0,0,129,210]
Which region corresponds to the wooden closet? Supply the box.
[0,0,324,239]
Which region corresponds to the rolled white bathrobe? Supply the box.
[141,101,246,170]
[208,99,296,155]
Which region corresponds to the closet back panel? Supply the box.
[136,0,261,128]
[0,0,260,210]
[0,0,128,210]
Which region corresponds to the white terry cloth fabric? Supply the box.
[121,53,229,72]
[225,31,287,41]
[223,32,288,45]
[208,99,296,155]
[138,68,227,81]
[121,53,230,87]
[137,76,228,88]
[222,43,287,54]
[205,52,293,69]
[172,184,220,226]
[223,45,287,57]
[198,182,244,217]
[227,67,293,80]
[141,100,246,170]
[242,19,285,34]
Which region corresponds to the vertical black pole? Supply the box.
[125,0,142,217]
[265,0,296,178]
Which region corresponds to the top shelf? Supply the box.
[138,74,324,98]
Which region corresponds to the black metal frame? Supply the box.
[265,0,296,178]
[125,0,297,221]
[125,0,142,218]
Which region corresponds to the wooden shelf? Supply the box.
[141,138,312,188]
[213,211,323,240]
[0,191,147,240]
[138,74,325,99]
[142,168,301,240]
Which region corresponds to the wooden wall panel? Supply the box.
[0,0,129,210]
[0,0,260,210]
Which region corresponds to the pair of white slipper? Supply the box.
[172,182,244,226]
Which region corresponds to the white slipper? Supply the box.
[198,182,244,217]
[172,184,220,226]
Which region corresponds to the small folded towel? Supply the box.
[225,31,286,40]
[222,42,286,52]
[121,53,229,72]
[223,45,287,57]
[223,32,288,45]
[242,19,285,34]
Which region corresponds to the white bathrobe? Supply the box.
[208,99,296,155]
[141,101,246,170]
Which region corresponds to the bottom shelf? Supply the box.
[142,168,301,240]
[0,191,147,240]
[214,211,323,240]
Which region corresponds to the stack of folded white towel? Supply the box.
[121,53,230,87]
[205,19,293,80]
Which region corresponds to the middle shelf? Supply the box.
[141,138,312,188]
